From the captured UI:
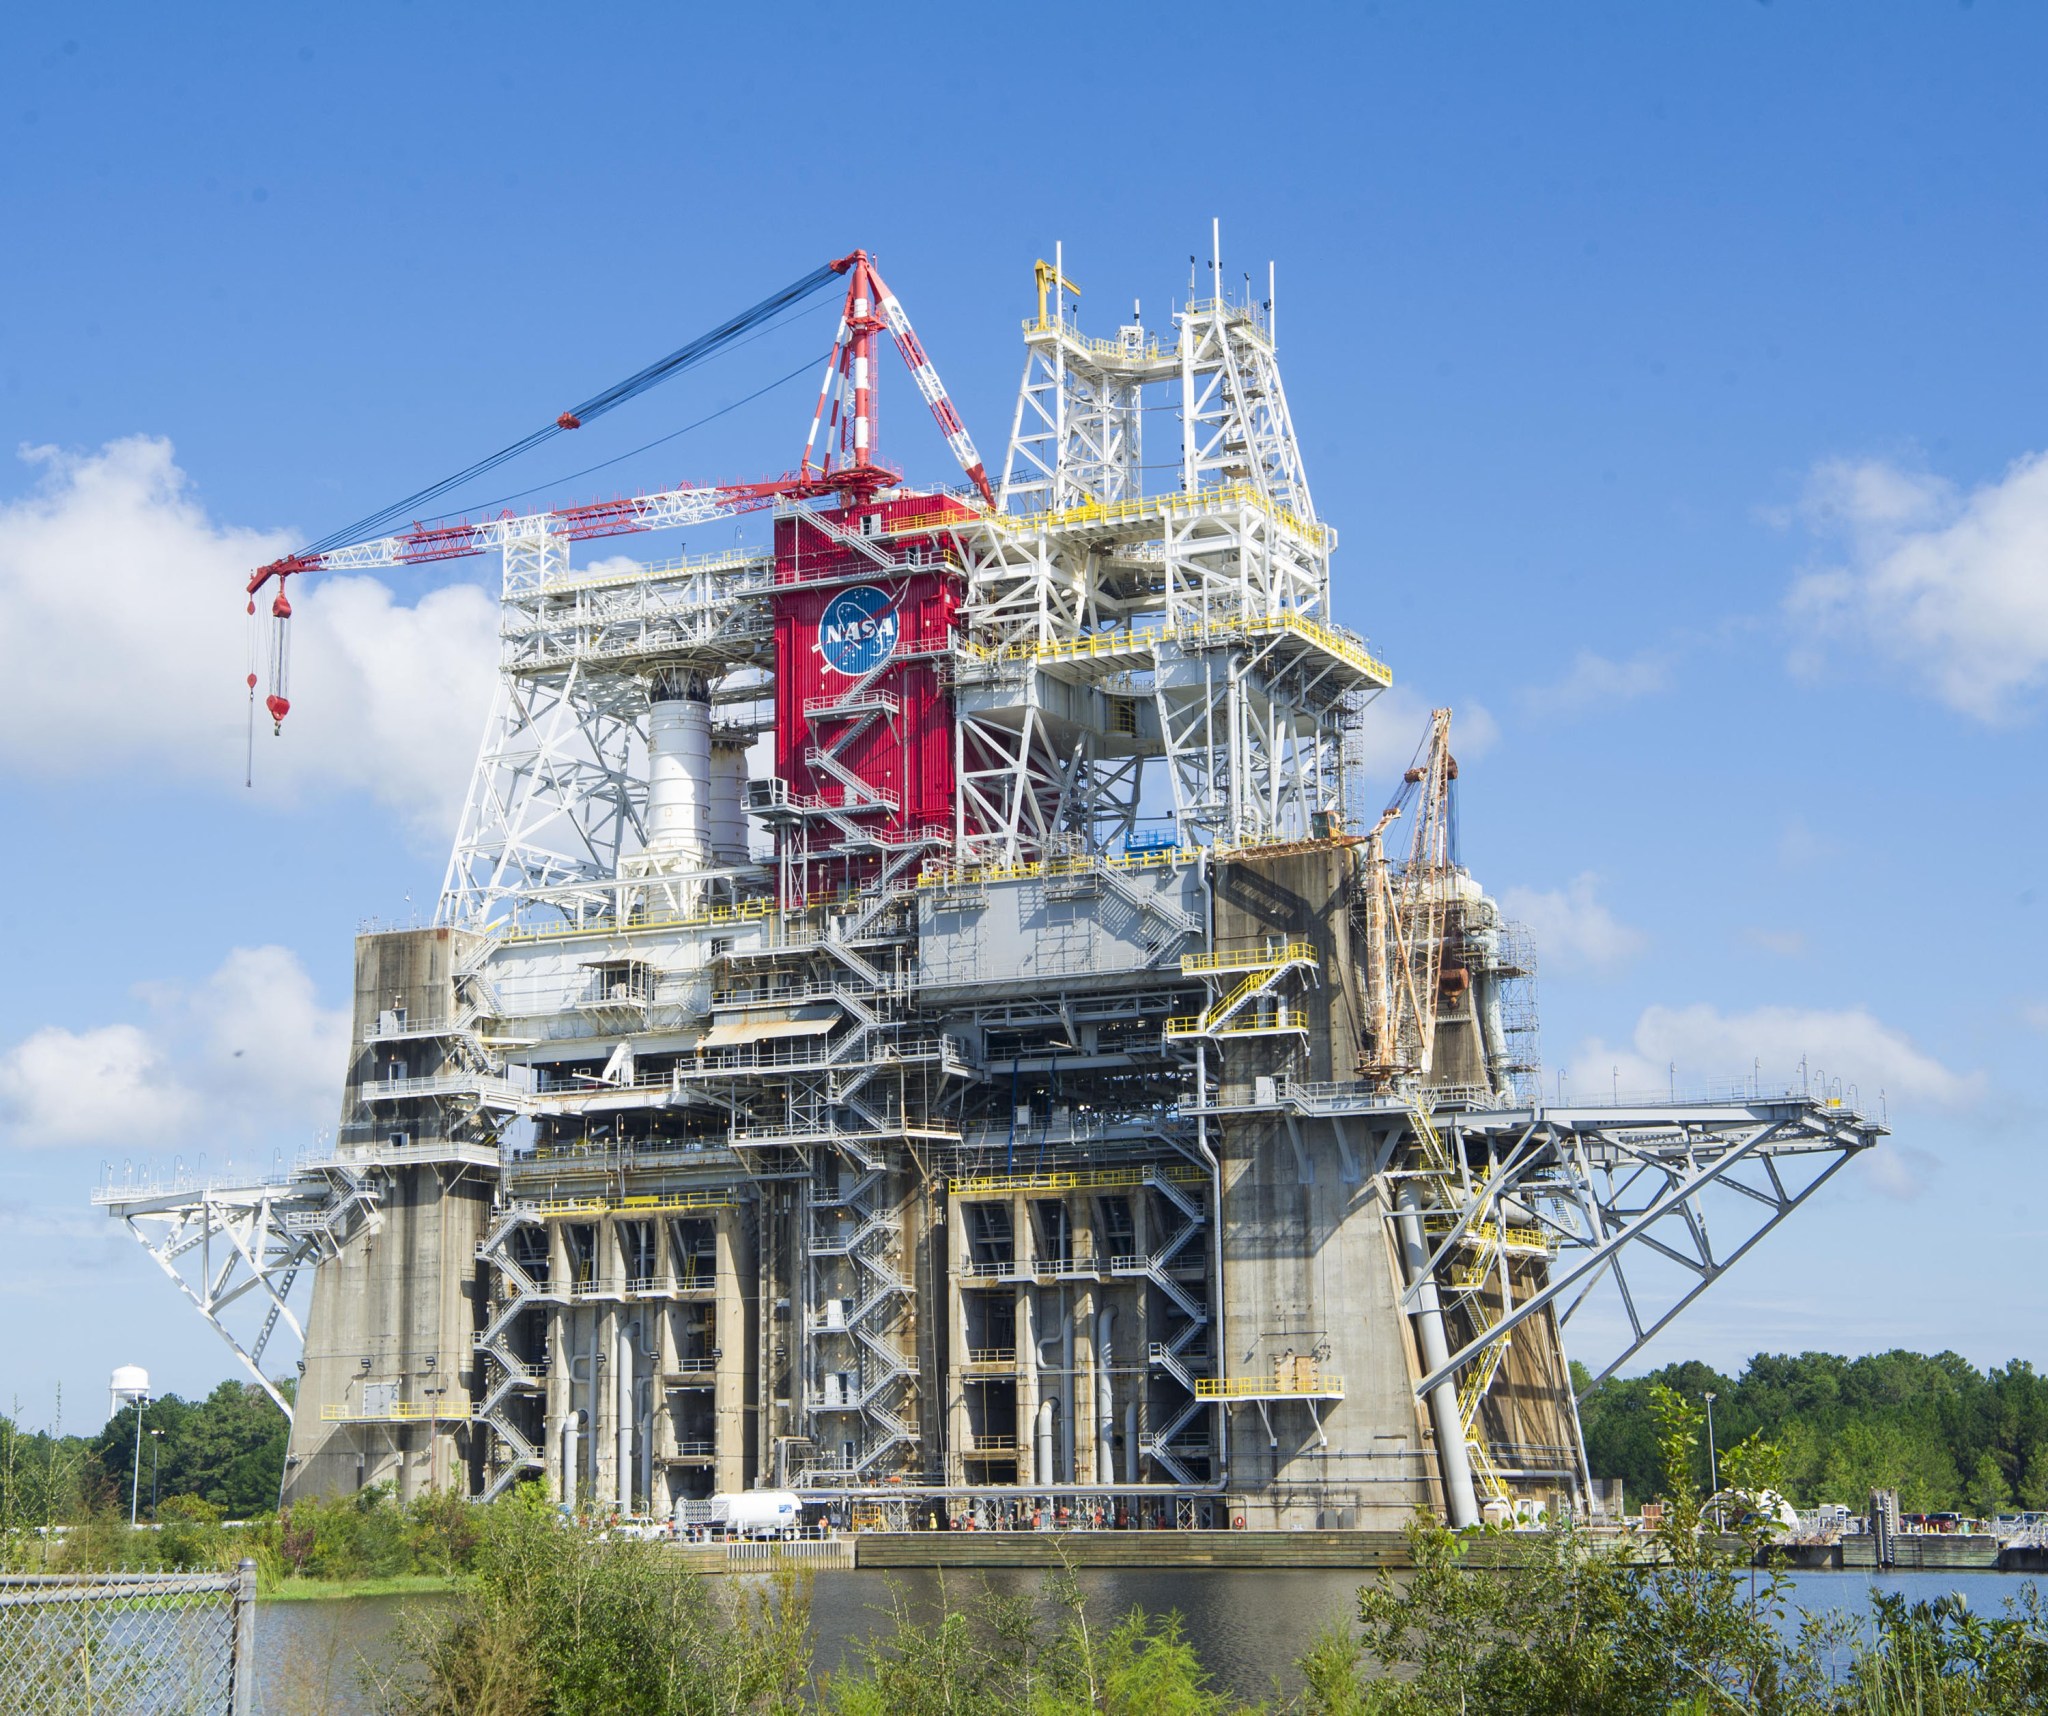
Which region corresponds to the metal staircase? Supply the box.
[806,1158,920,1481]
[473,1210,555,1498]
[1134,1166,1214,1484]
[1165,940,1317,1039]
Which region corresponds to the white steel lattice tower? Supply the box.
[959,232,1373,862]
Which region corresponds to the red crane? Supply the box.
[245,250,991,738]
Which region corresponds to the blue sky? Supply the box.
[3,2,2044,1430]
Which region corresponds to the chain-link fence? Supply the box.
[0,1561,257,1715]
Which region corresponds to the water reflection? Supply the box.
[254,1566,2042,1713]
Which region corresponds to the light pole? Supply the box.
[149,1429,164,1521]
[1703,1391,1720,1529]
[128,1393,150,1528]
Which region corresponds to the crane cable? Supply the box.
[296,259,847,559]
[245,260,849,748]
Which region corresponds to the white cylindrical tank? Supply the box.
[110,1365,149,1421]
[676,1489,802,1538]
[709,740,750,865]
[646,676,712,862]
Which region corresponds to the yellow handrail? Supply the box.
[962,611,1388,687]
[1180,940,1316,976]
[881,480,1332,551]
[321,1402,473,1422]
[527,1190,735,1218]
[947,1164,1205,1196]
[1194,1374,1345,1399]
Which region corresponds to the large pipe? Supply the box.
[1060,1294,1075,1483]
[616,1318,635,1515]
[1124,1401,1139,1486]
[636,1318,659,1517]
[1017,1287,1039,1486]
[562,1410,581,1509]
[1397,1184,1479,1528]
[586,1314,601,1498]
[1035,1400,1055,1498]
[646,673,712,863]
[1096,1306,1116,1490]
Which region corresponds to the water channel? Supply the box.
[255,1566,2046,1715]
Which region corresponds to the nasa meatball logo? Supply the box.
[818,585,899,676]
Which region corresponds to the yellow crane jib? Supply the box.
[1034,258,1081,331]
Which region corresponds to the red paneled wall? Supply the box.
[772,493,973,888]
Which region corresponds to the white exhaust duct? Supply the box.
[710,739,750,864]
[646,672,711,863]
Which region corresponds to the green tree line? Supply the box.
[1578,1350,2048,1517]
[1,1376,288,1538]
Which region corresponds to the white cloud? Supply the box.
[1777,816,1835,869]
[2025,1002,2048,1036]
[0,437,498,827]
[1741,927,1807,958]
[1786,451,2048,720]
[0,947,346,1155]
[1565,1002,1976,1114]
[1500,872,1646,973]
[1528,649,1670,715]
[1861,1142,1942,1202]
[181,945,353,1116]
[0,1024,194,1148]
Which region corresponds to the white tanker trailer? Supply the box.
[671,1489,804,1539]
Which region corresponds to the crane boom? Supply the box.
[246,482,777,586]
[241,246,994,746]
[1355,707,1458,1088]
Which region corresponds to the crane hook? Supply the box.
[266,582,293,733]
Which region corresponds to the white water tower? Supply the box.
[110,1364,150,1421]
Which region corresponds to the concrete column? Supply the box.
[653,1216,674,1294]
[543,1279,569,1504]
[1064,1195,1097,1490]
